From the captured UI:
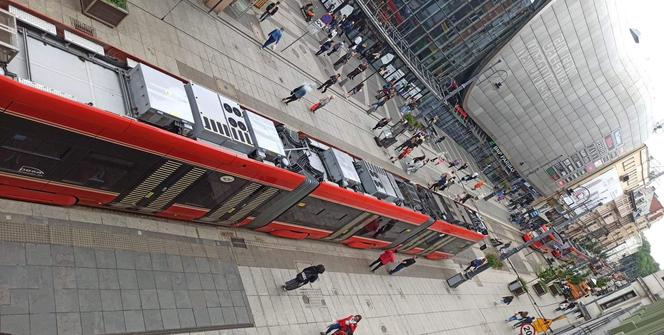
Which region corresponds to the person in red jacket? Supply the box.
[322,314,362,335]
[369,249,397,272]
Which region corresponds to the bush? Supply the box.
[105,0,127,9]
[403,113,424,129]
[486,253,503,269]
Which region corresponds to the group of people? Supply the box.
[390,131,427,162]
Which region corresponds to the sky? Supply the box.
[615,0,664,264]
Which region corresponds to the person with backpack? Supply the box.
[259,1,280,22]
[322,315,362,335]
[282,264,325,291]
[261,27,284,50]
[282,83,314,104]
[389,256,417,275]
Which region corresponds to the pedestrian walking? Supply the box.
[350,35,363,48]
[448,159,461,168]
[406,159,428,174]
[457,163,469,171]
[435,136,447,144]
[472,180,486,190]
[389,256,417,275]
[390,147,413,162]
[512,316,535,329]
[310,95,334,113]
[367,98,387,114]
[327,41,344,56]
[412,155,426,163]
[346,82,364,97]
[259,1,280,22]
[340,20,354,35]
[318,74,340,93]
[354,42,368,54]
[461,172,479,182]
[506,311,529,322]
[347,63,368,80]
[282,264,325,291]
[315,39,334,56]
[333,51,355,69]
[372,117,391,130]
[463,257,486,272]
[456,192,476,204]
[261,27,284,50]
[322,315,362,335]
[429,173,449,191]
[369,249,397,272]
[301,3,315,22]
[497,296,515,306]
[282,83,313,104]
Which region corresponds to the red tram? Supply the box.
[0,2,485,260]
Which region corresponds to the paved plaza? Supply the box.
[0,199,571,335]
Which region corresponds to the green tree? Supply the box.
[637,240,660,277]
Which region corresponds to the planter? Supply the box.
[532,282,548,296]
[81,0,128,28]
[508,279,526,296]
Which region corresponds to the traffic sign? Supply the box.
[520,324,537,335]
[320,13,333,25]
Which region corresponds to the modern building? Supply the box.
[464,0,655,195]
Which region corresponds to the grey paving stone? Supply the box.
[124,310,146,332]
[151,253,168,271]
[185,272,202,290]
[94,249,117,269]
[121,290,141,310]
[118,269,138,289]
[100,289,123,311]
[154,271,172,289]
[188,290,206,308]
[136,270,156,289]
[218,290,233,307]
[177,308,196,328]
[0,288,29,314]
[222,306,238,324]
[139,289,160,309]
[213,273,228,290]
[204,290,220,307]
[74,248,96,268]
[78,289,102,312]
[209,306,224,325]
[0,265,27,289]
[143,309,164,331]
[51,245,75,266]
[161,309,180,330]
[26,243,52,266]
[234,306,250,324]
[226,273,244,290]
[193,307,211,326]
[171,272,187,290]
[98,269,120,289]
[200,273,215,290]
[166,254,184,272]
[230,290,245,307]
[0,242,25,265]
[181,256,198,273]
[173,290,192,308]
[26,266,53,289]
[53,267,76,289]
[156,289,176,309]
[115,250,137,269]
[56,312,82,335]
[28,288,55,313]
[30,312,57,335]
[209,259,223,274]
[0,314,29,335]
[76,268,99,289]
[55,288,79,312]
[80,311,105,335]
[195,257,211,273]
[135,253,152,270]
[0,288,7,305]
[102,311,126,333]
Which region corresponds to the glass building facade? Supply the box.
[344,0,550,187]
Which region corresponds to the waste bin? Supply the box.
[508,279,527,296]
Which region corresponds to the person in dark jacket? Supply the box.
[259,1,280,22]
[372,117,391,130]
[463,257,486,272]
[333,51,355,70]
[497,295,515,306]
[316,39,334,56]
[318,73,340,93]
[327,41,344,56]
[389,257,417,275]
[347,63,368,80]
[282,264,325,290]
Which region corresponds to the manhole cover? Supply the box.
[278,77,284,83]
[381,325,388,333]
[302,295,310,304]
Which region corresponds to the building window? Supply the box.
[599,291,637,310]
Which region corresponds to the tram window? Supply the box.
[439,238,475,254]
[276,196,364,232]
[1,132,70,160]
[63,152,133,191]
[0,147,60,178]
[357,219,415,242]
[176,172,249,208]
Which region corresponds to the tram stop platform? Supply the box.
[0,198,570,335]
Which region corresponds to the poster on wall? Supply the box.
[561,168,623,214]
